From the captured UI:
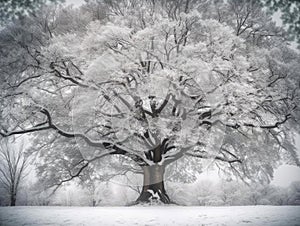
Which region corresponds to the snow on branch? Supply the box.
[50,160,90,194]
[0,108,148,166]
[226,113,292,130]
[185,152,242,164]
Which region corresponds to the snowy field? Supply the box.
[0,206,300,226]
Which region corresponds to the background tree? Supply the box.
[0,137,29,206]
[263,0,300,46]
[287,181,300,205]
[0,0,62,23]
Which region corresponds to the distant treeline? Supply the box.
[0,179,299,206]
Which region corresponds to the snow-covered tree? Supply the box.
[287,181,300,205]
[1,0,300,204]
[193,180,218,205]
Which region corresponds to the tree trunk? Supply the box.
[10,193,16,206]
[136,165,170,204]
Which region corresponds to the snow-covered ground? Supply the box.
[0,206,300,226]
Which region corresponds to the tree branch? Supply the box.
[185,152,242,164]
[0,108,148,166]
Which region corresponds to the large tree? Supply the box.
[0,0,300,204]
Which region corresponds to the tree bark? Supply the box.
[10,193,16,206]
[136,165,170,204]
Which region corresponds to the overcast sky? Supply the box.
[65,0,84,7]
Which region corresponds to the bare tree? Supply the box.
[0,137,29,206]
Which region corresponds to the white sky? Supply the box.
[64,0,84,7]
[272,165,300,187]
